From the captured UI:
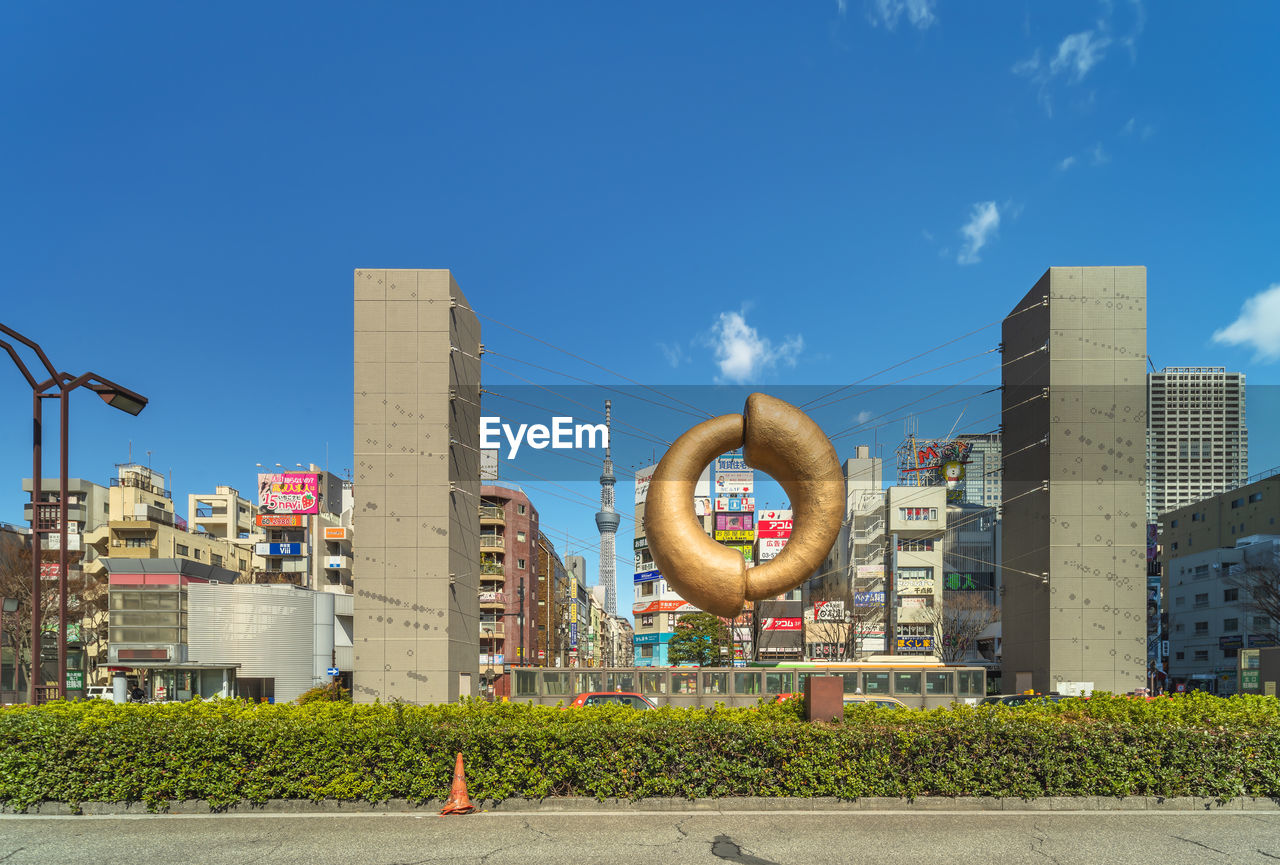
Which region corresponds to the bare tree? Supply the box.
[1226,563,1280,644]
[922,592,1000,664]
[0,532,102,694]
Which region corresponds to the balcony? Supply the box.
[479,591,507,608]
[480,534,505,552]
[479,622,505,639]
[479,506,505,525]
[481,560,505,576]
[324,555,353,571]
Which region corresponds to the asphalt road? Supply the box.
[3,811,1280,865]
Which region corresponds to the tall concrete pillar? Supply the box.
[353,269,481,703]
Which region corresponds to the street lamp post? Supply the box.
[1,324,147,704]
[2,597,19,693]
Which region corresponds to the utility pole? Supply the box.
[887,532,898,655]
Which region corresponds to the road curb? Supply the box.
[5,796,1278,816]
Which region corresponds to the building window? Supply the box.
[640,645,653,659]
[640,614,654,627]
[517,558,526,570]
[1231,498,1244,509]
[1224,647,1238,659]
[1194,593,1208,607]
[1249,492,1263,503]
[1170,519,1179,528]
[517,531,526,543]
[193,549,201,560]
[1175,623,1184,632]
[1254,616,1271,630]
[1175,596,1185,607]
[124,537,150,548]
[175,544,189,556]
[517,504,526,515]
[1224,617,1239,632]
[1224,588,1239,602]
[897,538,934,552]
[1194,622,1208,635]
[899,507,937,521]
[1193,650,1209,661]
[211,554,223,568]
[1175,651,1185,661]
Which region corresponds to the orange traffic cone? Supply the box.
[440,752,476,815]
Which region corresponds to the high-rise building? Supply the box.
[886,486,947,656]
[957,433,1002,512]
[1001,266,1147,695]
[352,268,481,703]
[1147,367,1247,524]
[537,532,571,666]
[247,467,352,593]
[594,401,619,617]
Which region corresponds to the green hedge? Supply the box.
[1,693,1277,811]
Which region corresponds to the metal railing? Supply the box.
[478,506,505,521]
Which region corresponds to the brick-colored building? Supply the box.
[479,485,540,698]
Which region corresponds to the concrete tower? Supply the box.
[594,400,619,616]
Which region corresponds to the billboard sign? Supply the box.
[854,591,886,606]
[694,497,711,516]
[943,572,994,591]
[758,537,786,561]
[896,577,935,594]
[897,636,932,649]
[757,519,793,539]
[257,514,304,528]
[856,565,885,581]
[633,569,661,584]
[1248,634,1278,648]
[714,471,754,495]
[633,536,648,551]
[715,455,748,473]
[1219,635,1245,650]
[715,513,754,531]
[725,543,753,563]
[323,526,348,540]
[633,598,699,615]
[634,464,656,505]
[761,617,802,631]
[814,601,846,622]
[714,530,755,542]
[255,542,303,556]
[257,472,319,515]
[714,497,756,512]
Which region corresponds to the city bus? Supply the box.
[508,658,986,709]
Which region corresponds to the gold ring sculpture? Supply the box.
[643,393,844,618]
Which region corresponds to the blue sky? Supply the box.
[2,2,1279,620]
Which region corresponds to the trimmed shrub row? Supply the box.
[0,693,1277,811]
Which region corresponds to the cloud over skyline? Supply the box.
[867,0,937,31]
[707,310,804,382]
[1213,284,1280,361]
[957,201,1000,265]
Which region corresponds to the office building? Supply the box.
[352,268,481,703]
[537,532,572,666]
[1163,536,1277,695]
[1147,367,1247,523]
[1001,266,1147,695]
[957,433,1002,512]
[885,486,946,655]
[811,447,886,658]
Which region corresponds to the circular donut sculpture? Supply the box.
[643,393,845,618]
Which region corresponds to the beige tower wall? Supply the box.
[1002,267,1147,694]
[353,269,481,703]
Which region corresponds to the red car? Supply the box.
[567,692,656,709]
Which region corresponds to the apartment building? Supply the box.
[478,484,540,697]
[1147,367,1247,523]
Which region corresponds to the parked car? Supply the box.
[567,692,656,709]
[85,685,113,700]
[843,694,907,709]
[980,693,1064,707]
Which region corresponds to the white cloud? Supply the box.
[657,342,686,368]
[708,310,803,382]
[1057,156,1077,172]
[1090,142,1110,165]
[836,0,847,16]
[1049,30,1112,82]
[1121,117,1136,135]
[868,0,937,31]
[1011,50,1040,77]
[855,410,874,425]
[957,201,1000,266]
[1212,284,1280,361]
